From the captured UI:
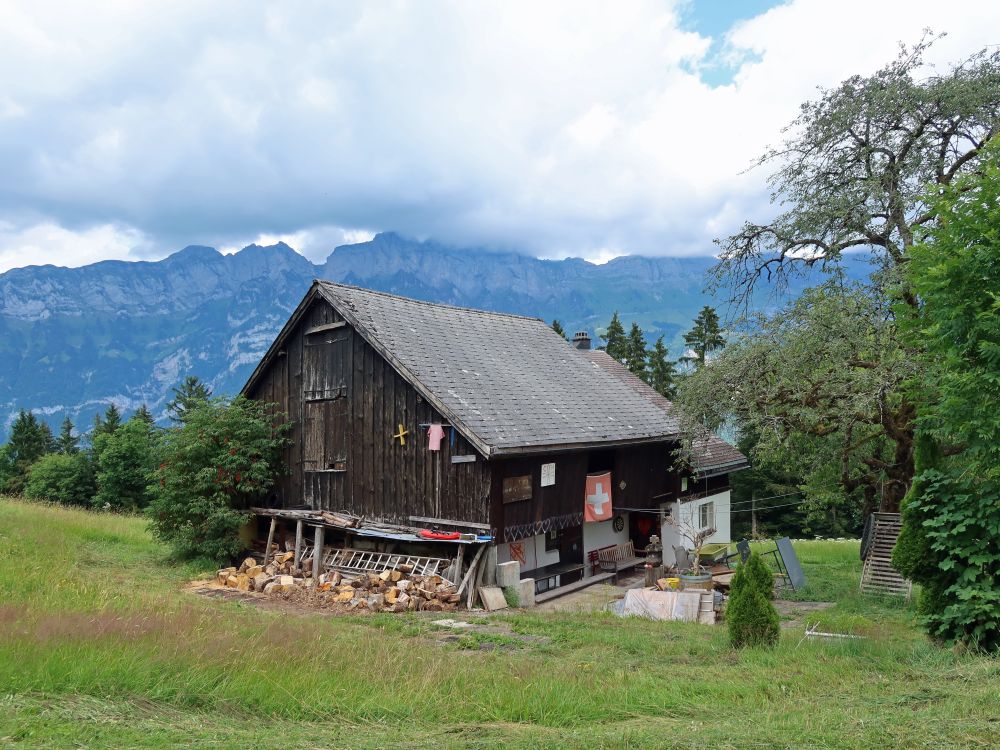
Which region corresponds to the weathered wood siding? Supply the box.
[247,297,492,525]
[489,443,677,541]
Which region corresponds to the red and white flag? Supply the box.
[584,472,613,523]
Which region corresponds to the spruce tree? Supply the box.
[99,404,123,435]
[133,404,156,427]
[57,416,79,454]
[0,410,55,494]
[682,306,725,367]
[167,376,213,423]
[601,312,627,362]
[624,322,648,379]
[551,320,567,339]
[647,336,677,397]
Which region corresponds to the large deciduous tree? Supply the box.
[706,39,1000,513]
[715,38,1000,301]
[678,281,914,518]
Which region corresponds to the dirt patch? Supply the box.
[774,599,835,629]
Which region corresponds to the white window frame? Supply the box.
[699,501,714,530]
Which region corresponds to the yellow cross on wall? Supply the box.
[392,424,408,445]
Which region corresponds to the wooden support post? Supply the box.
[293,520,304,570]
[468,549,488,611]
[312,525,324,583]
[456,544,487,597]
[263,517,277,566]
[453,545,465,585]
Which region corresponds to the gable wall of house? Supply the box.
[246,297,492,525]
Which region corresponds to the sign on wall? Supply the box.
[584,471,613,522]
[540,462,556,487]
[502,475,532,503]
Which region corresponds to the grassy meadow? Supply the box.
[0,497,997,749]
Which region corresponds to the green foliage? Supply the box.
[56,416,79,455]
[93,417,159,511]
[167,375,213,423]
[624,322,648,378]
[743,550,774,600]
[726,554,780,649]
[550,320,567,339]
[133,404,156,426]
[677,283,905,531]
[895,141,1000,650]
[600,311,627,362]
[24,452,97,507]
[148,395,290,561]
[0,409,55,494]
[715,37,1000,299]
[647,336,677,398]
[681,305,725,367]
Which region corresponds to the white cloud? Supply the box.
[0,220,152,272]
[0,0,997,270]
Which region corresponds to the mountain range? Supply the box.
[0,232,867,438]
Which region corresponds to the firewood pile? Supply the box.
[215,553,462,613]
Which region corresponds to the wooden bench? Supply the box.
[597,541,644,584]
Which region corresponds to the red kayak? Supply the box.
[418,529,461,540]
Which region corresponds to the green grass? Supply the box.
[1,497,997,749]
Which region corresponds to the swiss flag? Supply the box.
[584,472,613,523]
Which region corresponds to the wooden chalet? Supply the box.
[243,281,747,596]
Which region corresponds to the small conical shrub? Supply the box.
[744,550,775,599]
[727,556,780,649]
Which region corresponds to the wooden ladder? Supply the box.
[860,512,912,598]
[302,545,450,577]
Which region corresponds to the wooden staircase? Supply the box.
[859,512,912,598]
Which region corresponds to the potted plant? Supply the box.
[668,514,716,590]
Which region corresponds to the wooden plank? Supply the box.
[304,321,347,336]
[263,517,277,566]
[451,455,477,463]
[293,520,304,569]
[408,515,492,531]
[456,544,487,597]
[312,525,324,581]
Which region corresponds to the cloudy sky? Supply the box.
[0,0,997,271]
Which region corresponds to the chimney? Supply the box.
[572,331,591,350]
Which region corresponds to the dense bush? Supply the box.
[24,453,97,507]
[93,418,159,511]
[727,552,780,649]
[148,396,289,561]
[894,141,1000,651]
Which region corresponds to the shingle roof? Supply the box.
[579,350,747,474]
[313,281,685,456]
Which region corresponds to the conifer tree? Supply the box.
[682,305,725,367]
[601,312,627,362]
[167,376,213,423]
[56,416,79,455]
[0,410,55,494]
[133,404,156,427]
[551,320,567,339]
[624,322,648,378]
[647,336,677,397]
